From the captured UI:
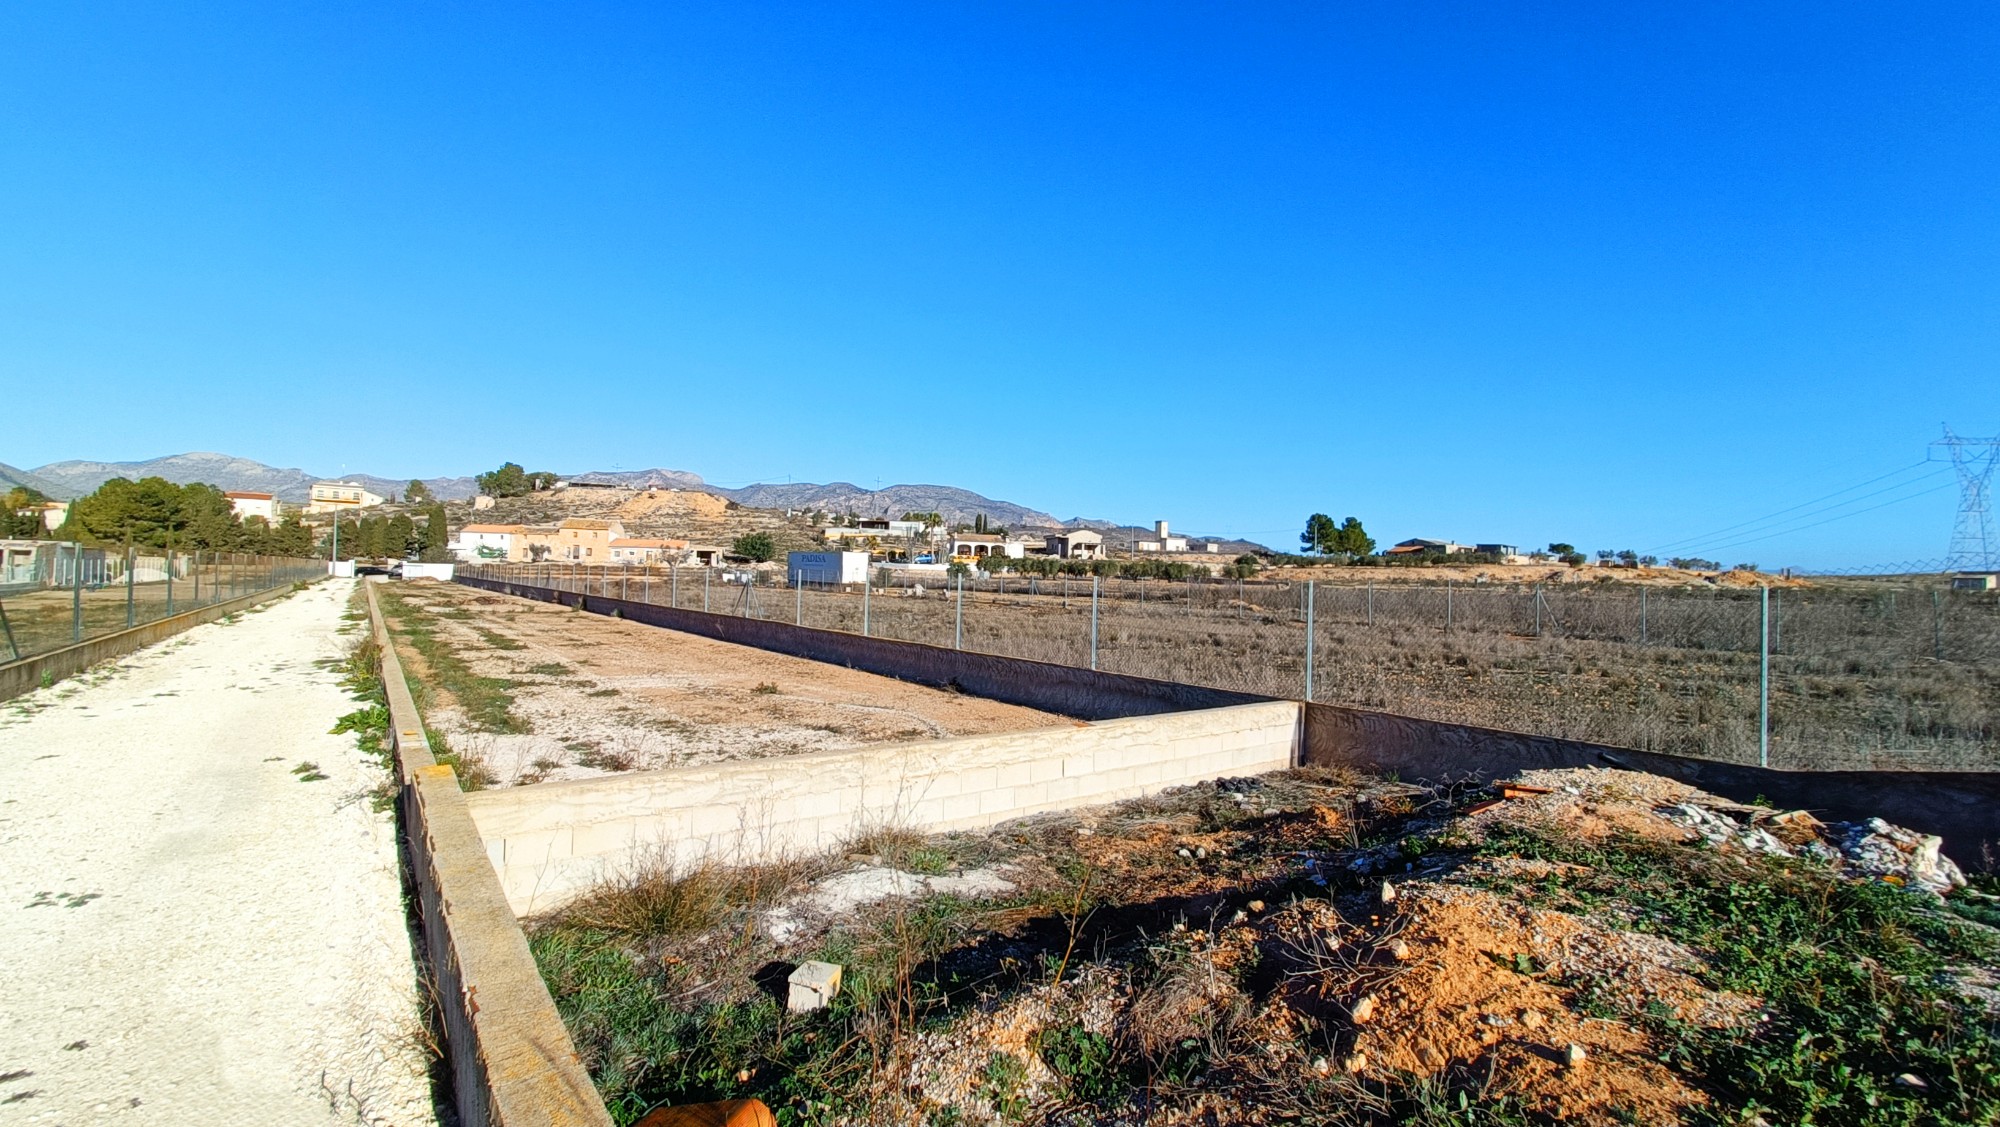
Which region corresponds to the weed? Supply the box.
[1469,825,2000,1124]
[753,681,780,695]
[291,761,328,782]
[476,628,526,651]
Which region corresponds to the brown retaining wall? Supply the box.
[366,581,615,1127]
[0,582,310,703]
[456,574,2000,870]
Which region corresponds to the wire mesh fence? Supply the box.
[461,563,2000,773]
[0,549,322,665]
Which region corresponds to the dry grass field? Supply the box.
[474,566,2000,771]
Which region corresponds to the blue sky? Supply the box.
[3,3,1996,567]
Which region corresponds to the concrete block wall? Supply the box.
[364,582,616,1127]
[465,701,1303,916]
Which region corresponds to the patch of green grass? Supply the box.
[291,761,328,782]
[526,661,574,677]
[475,628,526,651]
[1469,825,2000,1126]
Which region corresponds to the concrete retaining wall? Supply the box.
[466,701,1303,916]
[365,582,615,1127]
[0,583,307,703]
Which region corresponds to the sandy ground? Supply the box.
[0,580,437,1125]
[382,581,1066,786]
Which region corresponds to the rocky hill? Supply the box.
[0,461,72,499]
[26,453,479,503]
[14,451,1268,550]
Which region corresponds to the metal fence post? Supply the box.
[192,549,201,606]
[71,536,83,643]
[1533,585,1542,636]
[125,544,135,627]
[671,564,679,608]
[795,575,802,626]
[704,567,710,612]
[166,536,175,616]
[1090,576,1099,670]
[1759,585,1770,768]
[955,574,964,650]
[1304,579,1315,701]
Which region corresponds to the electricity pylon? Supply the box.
[1935,425,2000,571]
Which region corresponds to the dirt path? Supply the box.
[0,581,437,1124]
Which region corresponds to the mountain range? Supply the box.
[5,452,1262,548]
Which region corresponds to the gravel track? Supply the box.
[0,580,438,1125]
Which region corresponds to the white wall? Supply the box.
[466,701,1302,916]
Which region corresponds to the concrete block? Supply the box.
[996,760,1035,788]
[940,793,984,823]
[958,766,1000,795]
[787,961,843,1012]
[1028,755,1063,783]
[978,786,1020,816]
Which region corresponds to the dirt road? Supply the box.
[0,581,436,1124]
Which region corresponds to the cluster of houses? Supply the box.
[449,518,726,567]
[822,518,1224,565]
[1385,538,1528,562]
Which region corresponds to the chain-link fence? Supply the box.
[0,547,322,664]
[461,563,2000,772]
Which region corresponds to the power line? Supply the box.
[1675,479,1958,558]
[1644,460,1939,555]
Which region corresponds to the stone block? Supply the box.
[787,961,843,1012]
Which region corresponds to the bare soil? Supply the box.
[380,580,1064,787]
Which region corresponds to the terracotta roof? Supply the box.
[558,518,619,530]
[611,538,687,549]
[462,524,526,534]
[224,491,274,500]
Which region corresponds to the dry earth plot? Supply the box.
[374,581,1063,787]
[0,582,435,1124]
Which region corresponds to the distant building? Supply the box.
[1142,520,1190,553]
[225,491,279,522]
[0,540,105,588]
[553,518,626,561]
[307,481,386,514]
[788,551,871,585]
[1045,529,1104,560]
[1474,543,1518,557]
[1951,572,1999,592]
[823,519,930,543]
[947,533,1027,560]
[454,523,530,562]
[14,500,68,531]
[1387,538,1470,556]
[609,537,688,565]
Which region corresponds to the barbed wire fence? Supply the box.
[466,562,1999,773]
